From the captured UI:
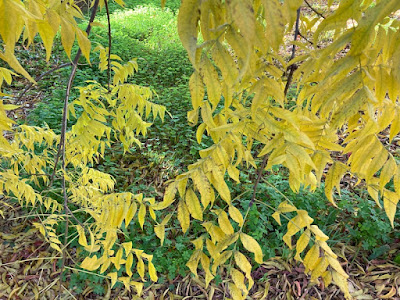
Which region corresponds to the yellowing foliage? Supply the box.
[1,0,400,299]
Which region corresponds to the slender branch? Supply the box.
[104,0,112,92]
[284,8,301,96]
[304,0,325,19]
[249,155,268,208]
[15,63,72,104]
[250,8,302,209]
[57,0,100,297]
[298,31,314,46]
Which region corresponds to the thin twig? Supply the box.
[104,0,112,92]
[57,0,100,297]
[15,63,72,104]
[249,155,268,208]
[304,0,326,19]
[298,31,314,46]
[284,8,301,96]
[250,8,302,209]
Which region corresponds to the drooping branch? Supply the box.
[15,63,72,104]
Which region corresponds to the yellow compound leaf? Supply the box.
[138,204,146,229]
[178,200,190,233]
[383,190,399,227]
[240,233,263,263]
[229,205,244,226]
[186,188,203,221]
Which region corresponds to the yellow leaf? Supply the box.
[126,253,133,277]
[324,162,347,205]
[271,211,281,225]
[125,202,137,226]
[185,188,203,221]
[311,256,329,281]
[76,28,91,63]
[295,229,310,261]
[326,255,348,278]
[310,225,329,242]
[130,281,143,296]
[189,71,204,110]
[217,210,234,235]
[153,183,177,210]
[77,225,88,247]
[234,251,252,276]
[138,204,146,229]
[154,224,165,245]
[228,282,245,300]
[283,210,313,248]
[231,268,247,293]
[240,233,263,263]
[332,270,351,299]
[178,0,201,66]
[60,17,75,59]
[303,244,320,272]
[383,189,399,228]
[148,261,158,282]
[109,272,118,288]
[229,205,244,227]
[380,155,396,190]
[137,256,145,279]
[37,21,55,61]
[199,56,222,107]
[200,253,214,287]
[178,200,190,233]
[277,201,297,213]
